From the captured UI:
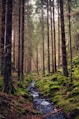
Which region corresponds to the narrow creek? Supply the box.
[28,81,65,119]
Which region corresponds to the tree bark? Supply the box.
[4,0,14,93]
[41,0,45,75]
[18,0,21,81]
[21,0,24,84]
[47,0,50,74]
[58,2,61,68]
[50,0,54,73]
[0,0,6,75]
[53,0,56,72]
[36,45,39,74]
[67,0,72,81]
[59,0,68,76]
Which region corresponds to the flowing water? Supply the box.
[28,81,65,119]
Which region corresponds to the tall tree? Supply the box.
[50,0,54,73]
[0,0,6,75]
[59,0,68,76]
[20,0,24,84]
[57,1,61,68]
[36,43,39,73]
[18,0,21,81]
[12,0,16,71]
[25,3,33,73]
[67,0,72,81]
[41,0,45,74]
[53,0,56,72]
[47,0,50,74]
[4,0,14,93]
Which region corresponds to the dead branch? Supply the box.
[42,108,64,118]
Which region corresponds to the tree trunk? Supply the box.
[21,0,24,84]
[36,45,39,74]
[0,0,6,75]
[47,0,50,74]
[58,2,61,68]
[67,0,72,81]
[18,0,21,81]
[41,0,45,75]
[59,0,68,76]
[4,0,14,93]
[50,0,54,73]
[53,0,56,72]
[12,0,16,71]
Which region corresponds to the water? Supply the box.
[28,81,65,119]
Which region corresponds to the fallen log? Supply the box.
[42,108,64,118]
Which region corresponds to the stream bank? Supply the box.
[0,91,42,119]
[28,81,65,119]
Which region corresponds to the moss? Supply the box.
[57,99,69,108]
[50,73,70,86]
[69,96,79,103]
[73,81,79,88]
[70,88,79,97]
[15,88,32,100]
[51,94,62,103]
[49,82,58,87]
[18,106,25,114]
[23,76,32,88]
[49,85,60,92]
[0,76,4,91]
[72,56,79,66]
[34,71,79,116]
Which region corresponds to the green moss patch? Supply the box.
[0,76,4,91]
[35,71,79,117]
[15,87,32,100]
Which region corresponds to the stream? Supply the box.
[28,81,65,119]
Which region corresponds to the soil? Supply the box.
[0,92,42,119]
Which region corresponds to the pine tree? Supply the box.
[59,0,68,76]
[4,0,14,93]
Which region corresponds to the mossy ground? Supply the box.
[0,74,41,119]
[0,56,79,119]
[33,56,79,119]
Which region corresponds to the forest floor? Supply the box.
[0,71,79,119]
[0,74,42,119]
[0,92,41,119]
[34,73,79,119]
[33,56,79,119]
[0,56,79,119]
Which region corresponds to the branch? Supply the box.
[42,108,64,118]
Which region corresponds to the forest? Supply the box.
[0,0,79,119]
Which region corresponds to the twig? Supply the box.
[42,108,64,118]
